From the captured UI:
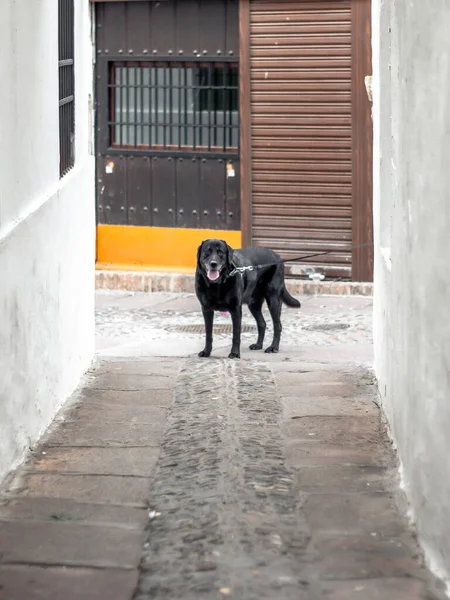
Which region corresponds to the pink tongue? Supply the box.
[207,270,220,281]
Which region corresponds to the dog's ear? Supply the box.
[221,240,234,268]
[197,241,205,267]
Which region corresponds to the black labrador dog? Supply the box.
[195,239,301,359]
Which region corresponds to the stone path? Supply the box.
[137,360,308,600]
[0,292,446,599]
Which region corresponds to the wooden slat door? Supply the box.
[249,0,372,280]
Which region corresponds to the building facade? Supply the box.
[93,0,373,281]
[373,0,450,587]
[0,0,95,481]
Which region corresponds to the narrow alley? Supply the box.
[2,0,450,597]
[0,292,445,599]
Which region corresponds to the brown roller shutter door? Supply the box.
[250,0,354,279]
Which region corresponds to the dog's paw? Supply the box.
[249,343,262,351]
[228,352,240,359]
[264,346,279,354]
[198,350,211,358]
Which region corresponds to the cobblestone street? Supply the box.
[0,292,446,599]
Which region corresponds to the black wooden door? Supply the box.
[95,0,240,231]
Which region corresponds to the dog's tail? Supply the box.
[282,286,301,308]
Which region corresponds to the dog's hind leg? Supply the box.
[199,307,214,357]
[248,297,266,350]
[265,293,283,353]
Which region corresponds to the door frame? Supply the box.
[351,0,373,282]
[239,0,252,248]
[239,0,374,281]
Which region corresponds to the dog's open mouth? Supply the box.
[207,269,220,281]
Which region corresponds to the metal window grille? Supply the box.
[58,0,75,177]
[109,61,239,153]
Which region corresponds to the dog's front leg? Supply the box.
[228,306,242,359]
[199,307,214,357]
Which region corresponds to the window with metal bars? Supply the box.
[58,0,75,177]
[109,61,239,153]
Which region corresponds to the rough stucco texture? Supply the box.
[0,0,95,481]
[0,172,95,481]
[373,0,450,585]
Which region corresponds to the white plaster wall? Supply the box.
[373,0,450,586]
[0,1,95,481]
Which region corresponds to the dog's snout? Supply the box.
[210,260,218,269]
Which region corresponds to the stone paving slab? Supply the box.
[44,419,166,448]
[321,577,445,600]
[77,387,173,409]
[16,473,151,506]
[291,465,390,494]
[91,372,174,390]
[286,415,381,446]
[315,533,422,581]
[303,493,405,536]
[62,401,168,425]
[285,441,389,468]
[0,566,139,600]
[30,446,160,476]
[97,357,180,374]
[283,395,378,418]
[0,520,144,568]
[0,497,148,529]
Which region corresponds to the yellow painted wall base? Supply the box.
[96,225,242,273]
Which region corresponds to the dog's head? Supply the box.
[197,239,233,284]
